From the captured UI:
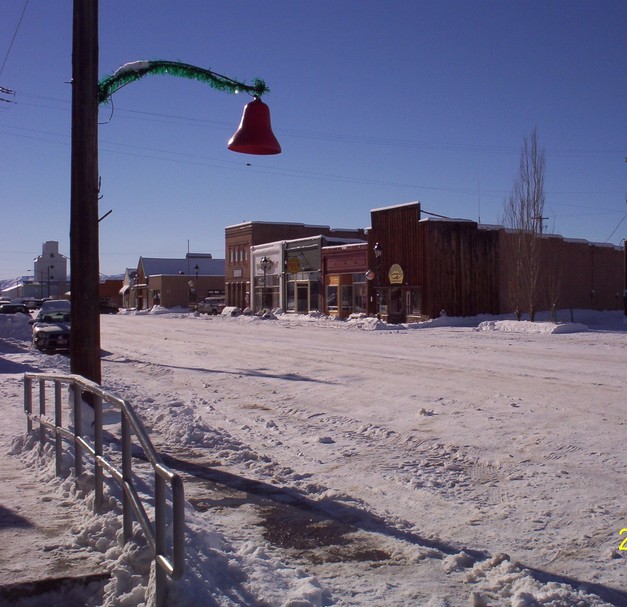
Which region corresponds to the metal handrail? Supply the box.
[23,372,185,607]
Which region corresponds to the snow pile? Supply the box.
[464,554,613,606]
[8,407,329,607]
[0,312,32,341]
[475,320,589,334]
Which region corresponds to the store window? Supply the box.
[254,274,279,310]
[352,273,366,313]
[377,289,388,316]
[341,285,352,313]
[310,280,319,311]
[352,283,365,313]
[327,285,338,312]
[407,288,422,316]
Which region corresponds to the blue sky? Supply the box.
[1,0,625,278]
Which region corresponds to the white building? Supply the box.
[33,241,68,298]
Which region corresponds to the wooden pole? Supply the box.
[70,0,101,384]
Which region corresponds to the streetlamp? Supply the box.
[373,242,382,320]
[259,256,272,311]
[70,0,281,384]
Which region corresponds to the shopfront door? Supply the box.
[296,283,309,313]
[387,286,406,324]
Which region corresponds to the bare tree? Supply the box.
[501,128,545,320]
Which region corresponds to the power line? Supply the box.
[0,0,28,103]
[605,214,625,242]
[1,123,624,208]
[605,197,627,242]
[0,0,29,77]
[6,89,625,161]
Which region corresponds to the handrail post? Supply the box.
[121,412,133,542]
[24,375,32,433]
[94,392,103,512]
[155,475,167,607]
[39,378,46,449]
[72,381,83,478]
[54,380,63,476]
[172,475,186,579]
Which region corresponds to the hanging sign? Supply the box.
[365,269,375,281]
[287,257,301,274]
[388,264,404,284]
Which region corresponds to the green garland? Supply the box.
[98,60,269,105]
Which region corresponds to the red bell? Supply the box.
[227,96,281,155]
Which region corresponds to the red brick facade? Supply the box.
[225,222,366,309]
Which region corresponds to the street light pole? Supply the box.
[70,0,101,383]
[374,242,382,320]
[259,256,271,311]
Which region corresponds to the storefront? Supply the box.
[284,238,322,313]
[321,242,369,318]
[250,236,367,314]
[250,243,282,311]
[368,202,425,323]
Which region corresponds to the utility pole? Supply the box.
[534,214,548,236]
[68,0,278,386]
[70,0,101,384]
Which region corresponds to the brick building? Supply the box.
[225,221,367,309]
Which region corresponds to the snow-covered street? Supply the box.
[0,309,625,606]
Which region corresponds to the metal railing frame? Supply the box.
[23,372,185,607]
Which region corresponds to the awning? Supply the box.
[119,285,130,294]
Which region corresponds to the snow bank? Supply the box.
[0,312,32,341]
[464,554,613,606]
[475,320,589,334]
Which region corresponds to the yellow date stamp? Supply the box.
[619,528,627,551]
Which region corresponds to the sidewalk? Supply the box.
[0,443,107,587]
[0,373,108,604]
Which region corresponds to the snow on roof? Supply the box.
[370,200,420,213]
[419,216,475,224]
[322,241,368,252]
[477,223,502,231]
[283,235,366,248]
[251,235,367,251]
[140,257,225,276]
[226,220,333,230]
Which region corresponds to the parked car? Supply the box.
[197,297,226,315]
[33,299,70,321]
[31,300,71,352]
[23,298,45,309]
[100,300,119,314]
[0,303,31,315]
